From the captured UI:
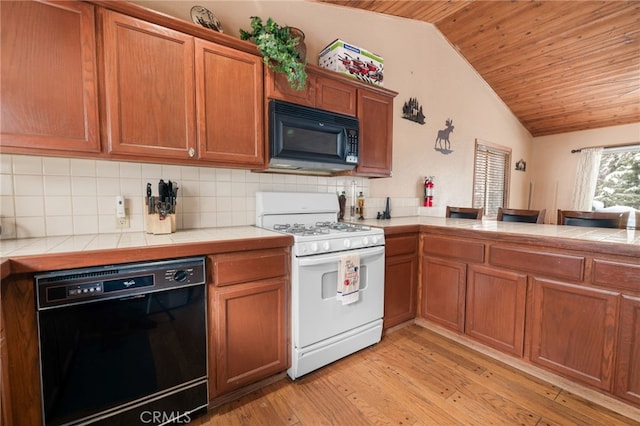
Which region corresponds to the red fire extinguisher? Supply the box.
[424,176,434,207]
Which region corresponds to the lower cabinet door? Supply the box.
[615,295,640,405]
[384,253,418,329]
[530,277,619,391]
[421,257,466,332]
[211,278,288,397]
[465,265,527,356]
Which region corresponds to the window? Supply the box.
[593,145,640,210]
[472,140,511,217]
[592,144,639,228]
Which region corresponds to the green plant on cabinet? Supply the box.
[240,16,307,91]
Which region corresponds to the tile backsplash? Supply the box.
[0,154,419,239]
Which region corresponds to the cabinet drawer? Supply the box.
[593,259,640,293]
[489,246,584,281]
[422,235,484,263]
[386,235,418,257]
[211,249,288,286]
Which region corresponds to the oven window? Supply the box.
[38,285,206,425]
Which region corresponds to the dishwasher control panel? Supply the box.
[35,257,206,309]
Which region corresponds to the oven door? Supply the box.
[292,245,385,349]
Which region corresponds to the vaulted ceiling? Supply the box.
[317,1,640,137]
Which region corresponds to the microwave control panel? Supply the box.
[346,129,359,164]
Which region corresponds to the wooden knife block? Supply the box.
[144,210,176,234]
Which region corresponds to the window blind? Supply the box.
[473,143,511,217]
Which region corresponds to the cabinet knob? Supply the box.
[188,147,196,157]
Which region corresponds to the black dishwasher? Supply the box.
[35,256,208,426]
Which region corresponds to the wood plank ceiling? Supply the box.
[316,1,640,137]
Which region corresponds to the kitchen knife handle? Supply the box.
[159,180,165,202]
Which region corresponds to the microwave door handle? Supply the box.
[341,128,349,157]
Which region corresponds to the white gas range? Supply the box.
[255,192,385,379]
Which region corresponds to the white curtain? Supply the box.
[571,147,603,211]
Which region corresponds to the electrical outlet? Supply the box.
[115,208,130,228]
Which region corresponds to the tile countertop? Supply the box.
[359,216,640,247]
[2,218,639,259]
[0,226,287,258]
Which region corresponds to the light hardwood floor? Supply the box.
[193,325,639,425]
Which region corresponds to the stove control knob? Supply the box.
[371,236,379,244]
[322,241,330,251]
[362,237,369,246]
[343,239,351,248]
[310,242,319,252]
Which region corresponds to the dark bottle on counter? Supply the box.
[338,191,346,221]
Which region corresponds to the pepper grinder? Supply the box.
[357,192,365,220]
[338,191,346,221]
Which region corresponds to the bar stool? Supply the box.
[445,206,483,220]
[497,207,545,224]
[557,210,629,229]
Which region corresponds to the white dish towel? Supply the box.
[337,253,360,305]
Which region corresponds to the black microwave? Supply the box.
[268,100,359,173]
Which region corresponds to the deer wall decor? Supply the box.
[435,119,454,151]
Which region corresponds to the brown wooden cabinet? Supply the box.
[416,230,640,407]
[265,67,356,116]
[195,39,265,167]
[316,75,358,116]
[615,295,640,405]
[355,88,394,177]
[2,2,397,173]
[420,234,484,333]
[265,68,316,108]
[212,278,287,396]
[421,256,467,332]
[383,233,418,329]
[0,0,100,155]
[466,265,527,356]
[0,274,41,426]
[530,277,619,391]
[101,9,266,168]
[101,9,196,160]
[208,248,289,399]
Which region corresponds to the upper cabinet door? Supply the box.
[355,88,394,177]
[101,10,196,159]
[265,68,357,117]
[0,0,100,154]
[195,39,265,167]
[264,67,315,107]
[315,75,357,116]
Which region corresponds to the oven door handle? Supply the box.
[295,245,384,266]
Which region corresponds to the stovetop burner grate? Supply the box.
[273,221,372,236]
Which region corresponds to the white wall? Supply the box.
[529,123,640,223]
